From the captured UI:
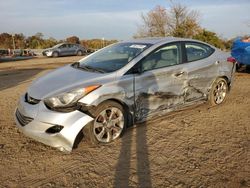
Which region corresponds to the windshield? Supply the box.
[52,43,63,48]
[77,42,151,73]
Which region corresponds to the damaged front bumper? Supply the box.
[14,95,93,152]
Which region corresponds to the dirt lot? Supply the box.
[0,57,249,188]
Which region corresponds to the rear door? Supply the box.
[181,42,217,102]
[69,44,77,55]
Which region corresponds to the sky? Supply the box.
[1,0,250,40]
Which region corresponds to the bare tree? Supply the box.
[134,5,170,38]
[169,3,201,37]
[134,3,201,38]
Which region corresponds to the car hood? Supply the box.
[43,48,53,52]
[28,65,113,99]
[43,48,52,52]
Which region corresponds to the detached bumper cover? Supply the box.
[14,95,93,152]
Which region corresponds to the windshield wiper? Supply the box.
[72,62,106,73]
[83,65,106,73]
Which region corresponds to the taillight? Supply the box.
[227,57,236,63]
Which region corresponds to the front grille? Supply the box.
[25,93,40,105]
[15,109,33,126]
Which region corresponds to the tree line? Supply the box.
[134,4,235,50]
[0,32,118,50]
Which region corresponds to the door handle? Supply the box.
[174,71,185,77]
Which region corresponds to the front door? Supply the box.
[59,44,68,56]
[133,43,187,122]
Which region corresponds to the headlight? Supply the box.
[44,85,100,111]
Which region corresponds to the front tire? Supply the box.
[83,101,127,144]
[208,78,228,106]
[52,51,59,58]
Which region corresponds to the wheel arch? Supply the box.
[104,98,129,112]
[95,98,133,123]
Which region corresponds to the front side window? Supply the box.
[52,43,63,48]
[141,43,181,72]
[185,42,214,62]
[77,43,151,73]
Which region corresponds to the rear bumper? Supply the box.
[14,95,93,152]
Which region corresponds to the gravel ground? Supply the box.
[0,57,249,187]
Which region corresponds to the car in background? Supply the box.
[0,49,36,57]
[42,43,86,57]
[15,37,236,152]
[231,37,250,71]
[0,49,8,56]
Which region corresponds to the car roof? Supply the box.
[122,37,212,46]
[58,43,80,45]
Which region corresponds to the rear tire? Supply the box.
[208,78,228,106]
[83,101,127,145]
[77,50,83,56]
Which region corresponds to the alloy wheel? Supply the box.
[93,107,124,143]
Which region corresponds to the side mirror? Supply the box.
[125,63,142,75]
[131,63,142,74]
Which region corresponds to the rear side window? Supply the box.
[66,44,72,48]
[185,42,214,62]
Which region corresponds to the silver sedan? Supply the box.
[14,37,236,152]
[42,43,86,57]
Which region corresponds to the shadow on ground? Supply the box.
[114,123,152,188]
[114,72,157,187]
[0,68,44,91]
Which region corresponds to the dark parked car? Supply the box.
[0,49,8,56]
[42,43,86,57]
